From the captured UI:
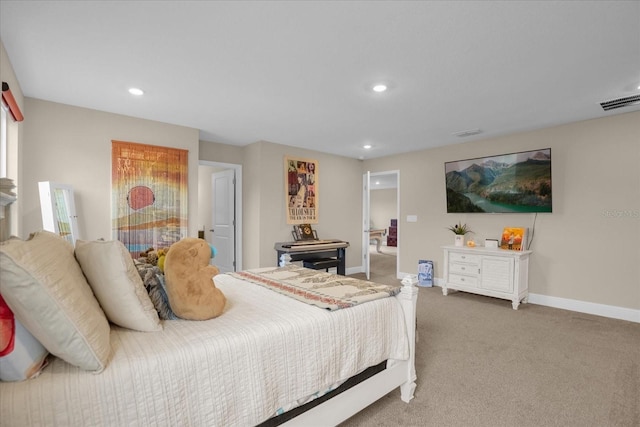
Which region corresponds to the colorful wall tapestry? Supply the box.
[285,156,318,224]
[112,141,188,256]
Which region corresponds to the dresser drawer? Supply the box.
[449,252,480,265]
[449,262,479,276]
[448,273,479,287]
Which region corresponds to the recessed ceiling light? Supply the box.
[372,84,387,93]
[128,87,144,96]
[363,144,372,149]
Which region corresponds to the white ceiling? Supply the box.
[1,1,639,160]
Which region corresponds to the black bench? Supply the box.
[303,258,341,272]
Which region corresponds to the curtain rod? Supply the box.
[2,82,24,122]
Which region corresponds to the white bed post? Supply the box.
[397,278,418,402]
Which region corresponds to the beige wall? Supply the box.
[6,38,638,313]
[12,95,640,313]
[21,98,200,241]
[371,188,397,233]
[363,111,640,310]
[199,140,244,165]
[199,140,364,269]
[258,142,363,268]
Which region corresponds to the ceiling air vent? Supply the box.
[452,128,482,138]
[600,94,640,111]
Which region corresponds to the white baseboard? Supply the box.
[527,293,640,323]
[346,266,361,276]
[403,273,640,323]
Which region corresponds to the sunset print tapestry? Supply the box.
[112,141,188,256]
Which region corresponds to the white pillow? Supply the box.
[75,239,162,332]
[0,231,111,373]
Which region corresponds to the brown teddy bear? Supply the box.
[163,238,226,320]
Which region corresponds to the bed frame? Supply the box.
[281,277,418,426]
[1,194,418,426]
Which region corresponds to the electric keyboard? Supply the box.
[282,239,344,248]
[274,240,350,275]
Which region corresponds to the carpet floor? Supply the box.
[343,255,639,427]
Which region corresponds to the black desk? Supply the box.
[274,240,350,275]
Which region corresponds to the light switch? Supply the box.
[406,215,417,222]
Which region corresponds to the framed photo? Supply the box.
[292,224,318,241]
[445,148,552,213]
[112,140,188,256]
[500,227,528,251]
[285,156,318,224]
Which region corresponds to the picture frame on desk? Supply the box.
[292,224,318,241]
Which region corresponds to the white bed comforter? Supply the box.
[0,273,409,427]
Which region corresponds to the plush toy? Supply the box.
[163,238,226,320]
[138,247,159,266]
[156,246,170,272]
[138,247,154,262]
[146,250,159,266]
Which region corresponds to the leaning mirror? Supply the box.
[38,181,80,245]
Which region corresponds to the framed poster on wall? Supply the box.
[112,140,188,256]
[285,155,318,224]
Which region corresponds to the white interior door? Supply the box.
[210,169,235,273]
[362,171,371,280]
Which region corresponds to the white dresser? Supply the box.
[442,245,532,310]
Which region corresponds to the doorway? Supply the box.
[363,170,399,281]
[198,161,243,272]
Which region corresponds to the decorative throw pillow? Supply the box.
[134,261,178,320]
[0,293,15,357]
[0,231,111,373]
[0,318,49,382]
[1,292,49,381]
[75,240,162,332]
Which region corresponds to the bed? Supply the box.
[0,233,417,426]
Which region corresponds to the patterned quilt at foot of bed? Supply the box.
[230,265,400,310]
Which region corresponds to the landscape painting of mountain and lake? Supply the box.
[445,148,552,213]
